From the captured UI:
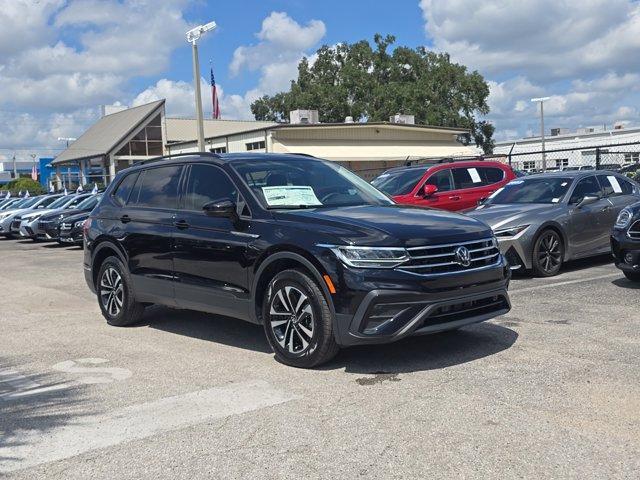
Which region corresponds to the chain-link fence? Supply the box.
[500,140,640,180]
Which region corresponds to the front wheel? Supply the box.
[262,269,339,368]
[623,271,640,282]
[532,229,564,277]
[97,256,145,326]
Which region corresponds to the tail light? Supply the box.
[83,217,92,237]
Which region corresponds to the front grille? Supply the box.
[629,220,640,240]
[37,220,50,229]
[11,220,20,230]
[421,295,509,328]
[398,237,500,275]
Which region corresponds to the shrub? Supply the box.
[4,178,46,196]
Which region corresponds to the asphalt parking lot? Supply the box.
[1,238,639,479]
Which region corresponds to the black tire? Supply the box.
[262,269,339,368]
[623,271,640,282]
[96,256,145,326]
[532,229,564,277]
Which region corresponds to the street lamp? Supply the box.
[186,21,217,152]
[531,97,550,171]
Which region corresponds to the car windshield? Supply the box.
[231,157,393,209]
[65,195,89,208]
[371,167,429,196]
[76,195,101,210]
[47,195,72,209]
[487,177,574,204]
[20,197,42,208]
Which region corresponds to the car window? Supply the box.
[371,167,429,196]
[113,172,138,206]
[183,164,247,215]
[452,167,484,189]
[129,166,182,209]
[65,195,90,208]
[478,167,505,184]
[569,176,602,204]
[38,196,61,208]
[425,169,453,192]
[598,174,632,197]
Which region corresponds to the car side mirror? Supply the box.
[423,184,438,197]
[576,194,599,208]
[478,196,488,205]
[203,199,237,219]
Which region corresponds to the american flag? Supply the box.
[211,64,220,119]
[31,165,37,181]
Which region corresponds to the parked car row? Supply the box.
[3,153,639,369]
[0,192,101,246]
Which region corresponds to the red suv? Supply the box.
[371,160,517,211]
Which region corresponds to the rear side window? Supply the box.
[113,172,138,206]
[452,167,484,189]
[129,166,182,209]
[183,164,239,212]
[598,175,633,197]
[478,167,505,184]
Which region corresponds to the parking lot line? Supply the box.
[0,380,298,473]
[510,272,621,294]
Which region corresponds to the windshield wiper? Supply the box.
[266,204,319,210]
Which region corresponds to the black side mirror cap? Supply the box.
[203,199,237,219]
[576,194,600,208]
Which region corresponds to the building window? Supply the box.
[246,140,266,151]
[523,161,536,171]
[210,146,227,153]
[624,152,640,163]
[555,159,569,168]
[114,114,164,157]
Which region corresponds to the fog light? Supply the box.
[625,253,635,264]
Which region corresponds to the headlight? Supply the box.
[493,225,530,238]
[323,245,409,268]
[0,213,11,220]
[74,220,85,228]
[615,209,632,229]
[25,214,41,222]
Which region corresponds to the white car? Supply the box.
[17,194,92,239]
[0,195,62,237]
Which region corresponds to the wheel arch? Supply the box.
[252,249,335,325]
[534,222,569,261]
[90,238,128,290]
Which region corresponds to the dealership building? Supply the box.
[51,99,478,186]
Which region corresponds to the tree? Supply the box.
[4,177,45,195]
[251,34,495,153]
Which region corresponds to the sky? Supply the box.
[1,0,639,159]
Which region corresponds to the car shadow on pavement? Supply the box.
[323,322,518,375]
[143,307,517,373]
[0,357,93,464]
[142,306,272,353]
[512,253,613,279]
[612,277,640,289]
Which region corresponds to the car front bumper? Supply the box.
[611,229,640,274]
[325,253,512,347]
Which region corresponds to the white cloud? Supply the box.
[225,11,326,118]
[420,0,640,140]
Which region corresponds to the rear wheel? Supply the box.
[623,271,640,282]
[262,269,339,368]
[97,256,145,326]
[532,229,563,277]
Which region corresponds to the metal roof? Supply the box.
[165,118,278,143]
[52,100,165,166]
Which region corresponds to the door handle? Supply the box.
[448,195,461,200]
[120,215,131,223]
[174,219,190,230]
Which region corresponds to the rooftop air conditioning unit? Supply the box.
[289,109,320,124]
[389,113,415,125]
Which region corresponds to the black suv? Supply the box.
[84,153,511,368]
[611,201,640,282]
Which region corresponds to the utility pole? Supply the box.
[12,153,17,179]
[531,97,550,171]
[186,21,217,152]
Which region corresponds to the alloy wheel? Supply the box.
[537,232,562,273]
[269,285,315,354]
[100,267,124,317]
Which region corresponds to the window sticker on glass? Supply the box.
[607,175,622,193]
[561,182,568,187]
[261,186,322,206]
[552,198,560,203]
[468,168,481,183]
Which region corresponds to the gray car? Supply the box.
[466,171,640,276]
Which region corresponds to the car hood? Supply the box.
[39,208,81,221]
[273,204,492,247]
[1,208,33,219]
[63,211,89,224]
[466,203,561,230]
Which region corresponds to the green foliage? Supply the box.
[251,34,495,153]
[4,177,45,195]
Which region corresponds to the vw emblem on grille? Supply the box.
[454,246,471,267]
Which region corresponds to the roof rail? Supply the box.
[139,151,220,165]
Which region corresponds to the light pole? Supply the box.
[57,137,76,188]
[186,21,217,152]
[531,97,550,171]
